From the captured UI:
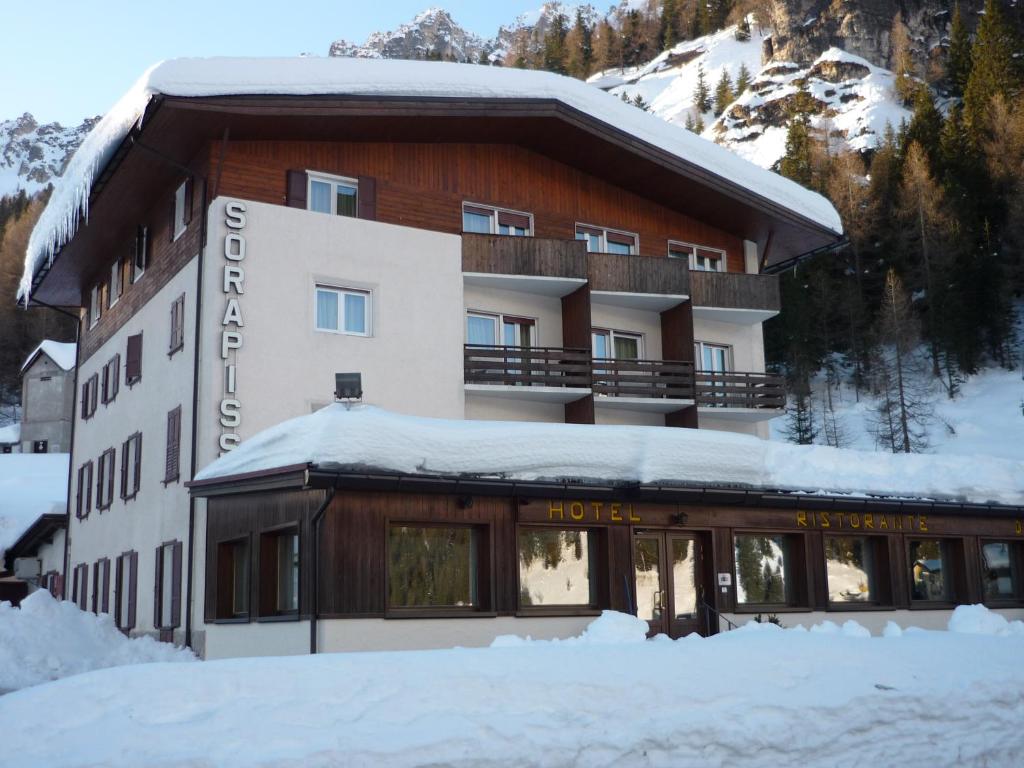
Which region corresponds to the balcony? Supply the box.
[588,252,690,311]
[689,271,780,324]
[462,234,587,297]
[464,345,784,415]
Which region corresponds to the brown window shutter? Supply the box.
[120,439,129,499]
[114,556,124,627]
[80,383,88,419]
[91,563,98,613]
[357,175,377,220]
[81,565,88,611]
[169,299,178,351]
[165,407,181,483]
[75,466,83,518]
[286,170,308,208]
[134,434,142,494]
[127,551,138,630]
[85,462,93,516]
[154,545,163,627]
[171,541,183,628]
[90,373,98,414]
[101,364,109,404]
[498,210,531,230]
[111,355,120,400]
[102,560,110,614]
[183,178,194,225]
[126,333,142,383]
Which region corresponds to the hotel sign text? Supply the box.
[219,200,247,452]
[548,500,641,524]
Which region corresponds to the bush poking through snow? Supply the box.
[0,590,195,693]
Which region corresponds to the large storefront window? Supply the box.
[734,534,792,606]
[388,525,480,609]
[981,542,1018,601]
[824,536,877,604]
[518,528,596,608]
[909,539,951,602]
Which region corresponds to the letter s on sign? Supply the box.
[220,398,241,428]
[225,201,247,229]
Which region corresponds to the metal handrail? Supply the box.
[699,595,738,635]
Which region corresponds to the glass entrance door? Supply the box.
[634,532,705,638]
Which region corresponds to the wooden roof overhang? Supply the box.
[30,94,843,306]
[186,464,1024,519]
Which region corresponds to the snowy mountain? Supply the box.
[0,113,97,199]
[597,22,910,170]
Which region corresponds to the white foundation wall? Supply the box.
[68,259,197,634]
[698,415,770,438]
[594,405,665,426]
[463,285,563,346]
[722,608,1024,635]
[196,198,465,471]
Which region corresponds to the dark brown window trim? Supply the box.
[215,534,252,622]
[384,609,499,620]
[163,406,181,486]
[516,607,602,618]
[732,529,812,611]
[168,293,185,357]
[256,614,302,624]
[257,522,301,619]
[96,447,116,510]
[732,606,815,615]
[120,432,142,501]
[515,523,603,614]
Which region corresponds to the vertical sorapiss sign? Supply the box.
[218,200,246,452]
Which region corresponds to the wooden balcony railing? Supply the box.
[591,358,694,399]
[588,252,690,296]
[464,346,591,388]
[689,270,780,312]
[694,371,785,409]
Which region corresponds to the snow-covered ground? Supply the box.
[0,606,1021,766]
[0,452,68,553]
[772,362,1024,461]
[0,590,194,693]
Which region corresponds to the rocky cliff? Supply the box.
[0,113,97,199]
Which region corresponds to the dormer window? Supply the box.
[308,173,358,218]
[462,203,532,236]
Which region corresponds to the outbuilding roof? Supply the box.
[191,405,1024,508]
[21,56,843,301]
[21,340,77,373]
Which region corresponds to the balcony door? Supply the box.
[592,329,642,360]
[694,342,730,372]
[633,531,705,638]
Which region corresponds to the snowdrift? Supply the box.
[1,607,1022,766]
[0,590,195,693]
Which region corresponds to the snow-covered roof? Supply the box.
[21,340,76,373]
[0,423,20,445]
[194,405,1024,507]
[20,56,843,300]
[0,453,69,555]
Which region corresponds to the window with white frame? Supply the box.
[575,224,637,255]
[694,341,731,372]
[462,204,533,236]
[132,226,148,283]
[308,173,358,218]
[669,241,727,272]
[592,329,642,360]
[173,182,189,240]
[315,286,370,335]
[465,312,535,347]
[109,259,122,308]
[89,284,101,328]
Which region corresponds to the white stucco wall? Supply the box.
[590,303,663,359]
[465,395,567,422]
[68,258,198,633]
[463,285,563,347]
[693,317,766,374]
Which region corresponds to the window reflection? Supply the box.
[982,542,1016,600]
[825,536,876,603]
[518,528,595,607]
[672,538,697,618]
[909,539,950,602]
[734,535,790,605]
[388,526,477,608]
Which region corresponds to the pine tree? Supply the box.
[542,13,569,75]
[779,83,815,186]
[661,0,683,50]
[594,18,622,72]
[947,3,972,98]
[735,62,752,95]
[632,94,652,112]
[735,14,751,42]
[890,12,917,105]
[964,0,1021,143]
[694,63,712,113]
[694,112,706,133]
[566,9,595,78]
[685,112,697,132]
[903,86,942,169]
[622,10,650,68]
[783,375,817,444]
[692,1,711,39]
[871,269,932,454]
[713,69,734,116]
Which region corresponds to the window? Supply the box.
[73,563,88,610]
[575,224,637,255]
[31,440,47,454]
[259,527,300,616]
[734,534,799,607]
[96,448,116,510]
[120,432,142,501]
[592,329,642,360]
[89,284,102,328]
[169,293,185,355]
[75,461,93,519]
[109,258,123,308]
[80,372,99,419]
[518,528,597,608]
[909,539,953,602]
[315,286,370,335]
[308,173,358,218]
[132,225,148,283]
[824,536,879,604]
[155,541,182,629]
[694,342,731,372]
[462,204,533,236]
[164,406,181,484]
[669,241,727,272]
[981,541,1020,602]
[466,312,535,347]
[216,538,250,620]
[172,180,192,241]
[387,524,487,611]
[101,355,120,404]
[92,558,110,614]
[115,551,138,632]
[125,332,143,385]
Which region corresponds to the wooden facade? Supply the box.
[201,478,1024,637]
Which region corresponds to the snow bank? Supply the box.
[22,339,76,372]
[0,590,194,693]
[2,609,1023,766]
[193,405,1024,506]
[21,55,841,300]
[948,604,1024,637]
[492,609,649,647]
[0,452,68,553]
